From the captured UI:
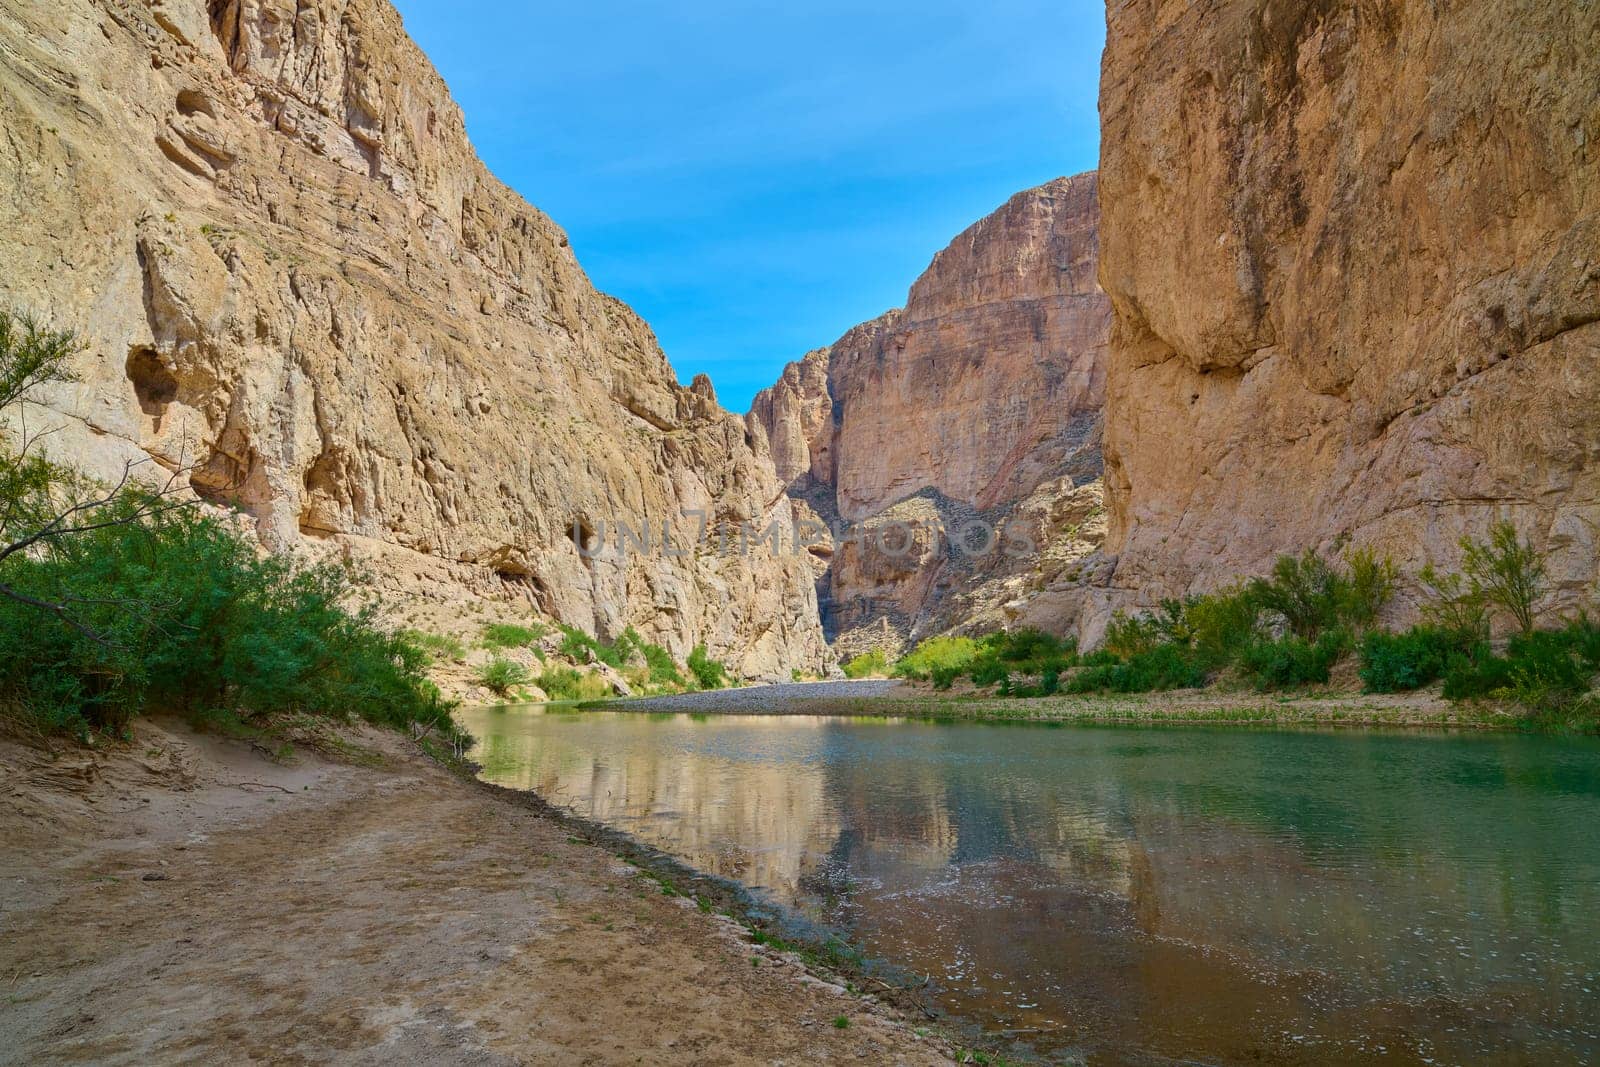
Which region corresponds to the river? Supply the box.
[455,705,1600,1065]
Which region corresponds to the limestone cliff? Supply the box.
[1096,0,1600,634]
[0,0,826,678]
[749,175,1110,652]
[1094,0,1600,633]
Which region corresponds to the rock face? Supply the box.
[1095,0,1600,633]
[0,0,827,678]
[748,175,1110,651]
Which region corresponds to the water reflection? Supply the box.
[459,707,1600,1065]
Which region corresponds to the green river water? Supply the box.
[455,706,1600,1065]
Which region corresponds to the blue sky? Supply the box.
[391,1,1106,412]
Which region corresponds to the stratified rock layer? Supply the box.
[749,174,1110,651]
[1096,0,1600,629]
[0,0,826,678]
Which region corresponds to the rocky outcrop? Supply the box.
[0,0,826,678]
[749,174,1110,652]
[1095,0,1600,634]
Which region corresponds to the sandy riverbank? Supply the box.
[0,718,954,1065]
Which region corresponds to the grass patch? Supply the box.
[536,665,614,702]
[480,622,546,650]
[401,629,466,664]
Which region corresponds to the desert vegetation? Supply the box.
[0,315,735,737]
[878,530,1598,730]
[0,313,462,744]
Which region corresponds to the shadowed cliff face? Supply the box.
[0,0,826,678]
[749,175,1111,653]
[1097,0,1600,632]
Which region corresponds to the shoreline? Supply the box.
[564,679,1539,733]
[0,716,963,1065]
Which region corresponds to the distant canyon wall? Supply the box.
[0,0,826,677]
[749,174,1111,651]
[1094,0,1600,632]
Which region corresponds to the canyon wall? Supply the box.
[0,0,827,677]
[749,174,1111,651]
[1096,0,1600,630]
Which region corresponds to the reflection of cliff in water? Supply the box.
[460,710,1600,1065]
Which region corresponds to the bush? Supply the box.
[481,622,546,650]
[1359,626,1471,692]
[1066,642,1209,694]
[1182,585,1265,662]
[1441,647,1515,701]
[0,503,458,739]
[640,641,683,687]
[559,624,624,668]
[1442,619,1600,707]
[894,636,978,681]
[476,657,531,696]
[1460,522,1547,636]
[0,313,459,742]
[687,644,730,689]
[1102,612,1166,659]
[969,658,1010,688]
[1418,563,1491,640]
[961,629,1077,691]
[1239,630,1351,690]
[842,648,889,679]
[1337,548,1400,631]
[985,628,1076,671]
[1249,548,1396,640]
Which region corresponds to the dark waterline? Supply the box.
[455,706,1600,1065]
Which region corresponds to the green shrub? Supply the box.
[1066,642,1208,694]
[1249,548,1396,640]
[894,636,978,681]
[1359,626,1470,692]
[1249,550,1347,639]
[1239,630,1351,690]
[1182,585,1265,662]
[640,641,683,686]
[1442,619,1600,708]
[1460,522,1547,636]
[1418,563,1491,640]
[986,628,1076,671]
[481,622,546,649]
[477,657,531,696]
[559,624,624,668]
[1102,611,1166,659]
[688,644,730,689]
[842,648,889,679]
[1440,646,1514,700]
[612,626,647,666]
[1337,548,1400,631]
[961,628,1077,690]
[969,658,1010,687]
[0,503,458,739]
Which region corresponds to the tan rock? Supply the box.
[749,175,1110,649]
[0,0,826,678]
[1095,0,1600,636]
